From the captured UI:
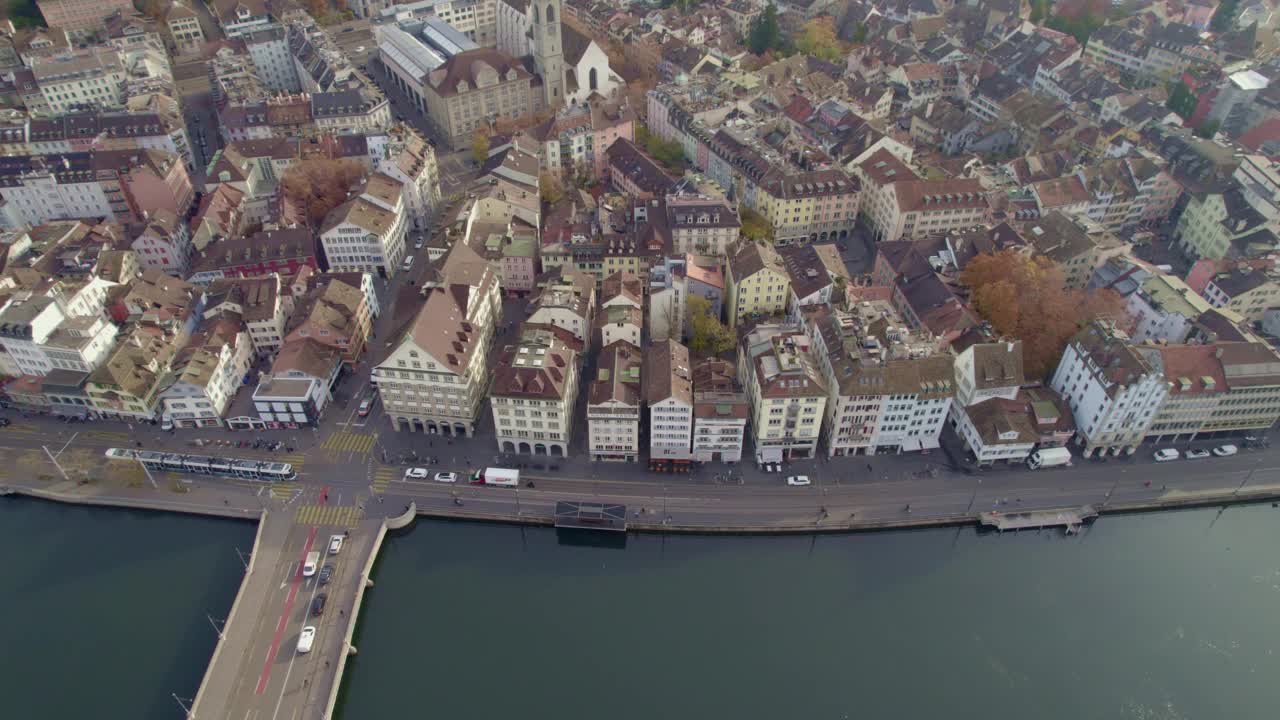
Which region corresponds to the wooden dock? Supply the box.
[978,505,1098,533]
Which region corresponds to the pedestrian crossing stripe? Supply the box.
[371,466,400,494]
[269,483,302,499]
[87,431,130,440]
[295,504,363,528]
[321,432,375,454]
[0,424,38,434]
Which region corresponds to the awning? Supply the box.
[921,436,941,450]
[758,447,783,463]
[902,437,923,452]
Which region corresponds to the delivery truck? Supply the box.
[480,467,520,487]
[1026,447,1072,470]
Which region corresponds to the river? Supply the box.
[339,506,1280,720]
[3,499,1278,719]
[0,498,254,720]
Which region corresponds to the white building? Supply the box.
[32,49,127,114]
[318,172,409,277]
[1050,320,1170,457]
[158,318,253,427]
[527,286,593,343]
[370,128,441,231]
[952,396,1039,465]
[953,341,1023,408]
[1126,273,1212,344]
[691,358,749,463]
[586,340,642,462]
[0,295,67,377]
[376,241,502,436]
[243,26,300,93]
[490,324,581,456]
[645,339,694,464]
[495,0,619,104]
[806,303,953,457]
[203,276,287,358]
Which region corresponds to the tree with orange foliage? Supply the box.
[279,159,366,229]
[961,249,1126,378]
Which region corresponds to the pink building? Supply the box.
[591,101,635,179]
[500,229,539,293]
[115,149,196,222]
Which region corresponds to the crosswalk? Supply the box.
[268,482,303,500]
[0,424,38,435]
[371,465,400,494]
[279,453,306,471]
[86,430,130,441]
[321,432,375,454]
[295,503,363,528]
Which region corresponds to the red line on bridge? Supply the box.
[255,526,318,695]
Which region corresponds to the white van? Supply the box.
[401,255,415,272]
[1153,448,1180,462]
[302,551,320,576]
[296,626,316,654]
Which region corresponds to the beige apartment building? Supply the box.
[375,242,501,437]
[490,324,582,457]
[422,49,537,151]
[587,340,642,462]
[738,322,828,463]
[1140,341,1280,442]
[36,0,134,37]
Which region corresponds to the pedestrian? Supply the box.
[866,463,872,472]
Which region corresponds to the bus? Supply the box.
[104,448,296,482]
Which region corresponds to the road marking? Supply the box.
[256,527,318,695]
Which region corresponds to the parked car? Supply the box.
[1154,448,1180,462]
[405,467,429,479]
[1185,449,1211,460]
[357,395,375,417]
[434,472,457,483]
[311,593,328,617]
[318,563,333,586]
[414,238,425,249]
[1212,444,1238,457]
[0,418,10,427]
[296,626,316,654]
[328,534,344,555]
[786,475,811,486]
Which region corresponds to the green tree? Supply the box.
[739,207,775,244]
[8,0,45,29]
[636,125,686,172]
[1029,0,1051,24]
[794,17,845,63]
[688,295,735,358]
[747,3,783,55]
[1211,0,1240,32]
[1047,13,1104,45]
[1194,119,1220,139]
[850,22,868,44]
[539,171,565,205]
[1166,80,1197,120]
[472,131,490,165]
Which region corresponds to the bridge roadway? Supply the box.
[189,511,385,720]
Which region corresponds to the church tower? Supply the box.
[531,0,565,109]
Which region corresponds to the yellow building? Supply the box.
[753,169,861,245]
[726,240,789,328]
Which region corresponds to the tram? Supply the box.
[104,448,296,482]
